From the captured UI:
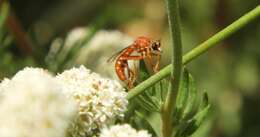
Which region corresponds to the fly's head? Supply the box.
[150,40,161,55]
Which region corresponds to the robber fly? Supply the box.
[107,36,162,89]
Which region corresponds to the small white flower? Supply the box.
[48,28,134,81]
[56,66,128,137]
[75,29,133,79]
[0,67,77,137]
[100,124,152,137]
[65,28,88,48]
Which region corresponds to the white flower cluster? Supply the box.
[56,66,128,137]
[0,67,77,137]
[0,66,128,137]
[100,124,152,137]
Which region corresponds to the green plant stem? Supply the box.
[161,0,183,136]
[127,5,260,100]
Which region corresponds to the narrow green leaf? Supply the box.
[173,69,189,123]
[155,80,163,101]
[136,95,160,112]
[182,73,198,120]
[176,69,189,106]
[199,92,209,111]
[159,79,168,101]
[139,88,160,111]
[175,101,210,137]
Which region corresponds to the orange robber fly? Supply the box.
[107,36,162,89]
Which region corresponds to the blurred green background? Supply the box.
[0,0,260,137]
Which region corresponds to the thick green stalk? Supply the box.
[161,0,183,136]
[126,5,260,100]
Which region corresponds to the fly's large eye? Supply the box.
[152,43,157,50]
[152,41,160,51]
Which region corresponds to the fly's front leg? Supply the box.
[153,53,161,73]
[146,53,160,73]
[146,54,154,72]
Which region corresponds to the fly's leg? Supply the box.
[119,56,144,89]
[146,54,155,72]
[121,53,160,73]
[145,53,161,73]
[132,61,138,82]
[123,61,136,89]
[119,55,144,60]
[127,68,135,89]
[153,54,161,72]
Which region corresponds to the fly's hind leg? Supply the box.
[127,69,135,89]
[126,62,138,89]
[121,61,135,89]
[131,61,138,83]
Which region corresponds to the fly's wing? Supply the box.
[107,46,130,63]
[107,52,121,63]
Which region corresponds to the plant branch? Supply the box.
[126,5,260,100]
[161,0,183,136]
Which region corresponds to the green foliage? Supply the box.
[174,69,197,124]
[125,60,167,137]
[126,60,210,137]
[173,69,210,137]
[174,91,210,137]
[135,60,165,112]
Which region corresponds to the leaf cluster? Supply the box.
[125,61,210,137]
